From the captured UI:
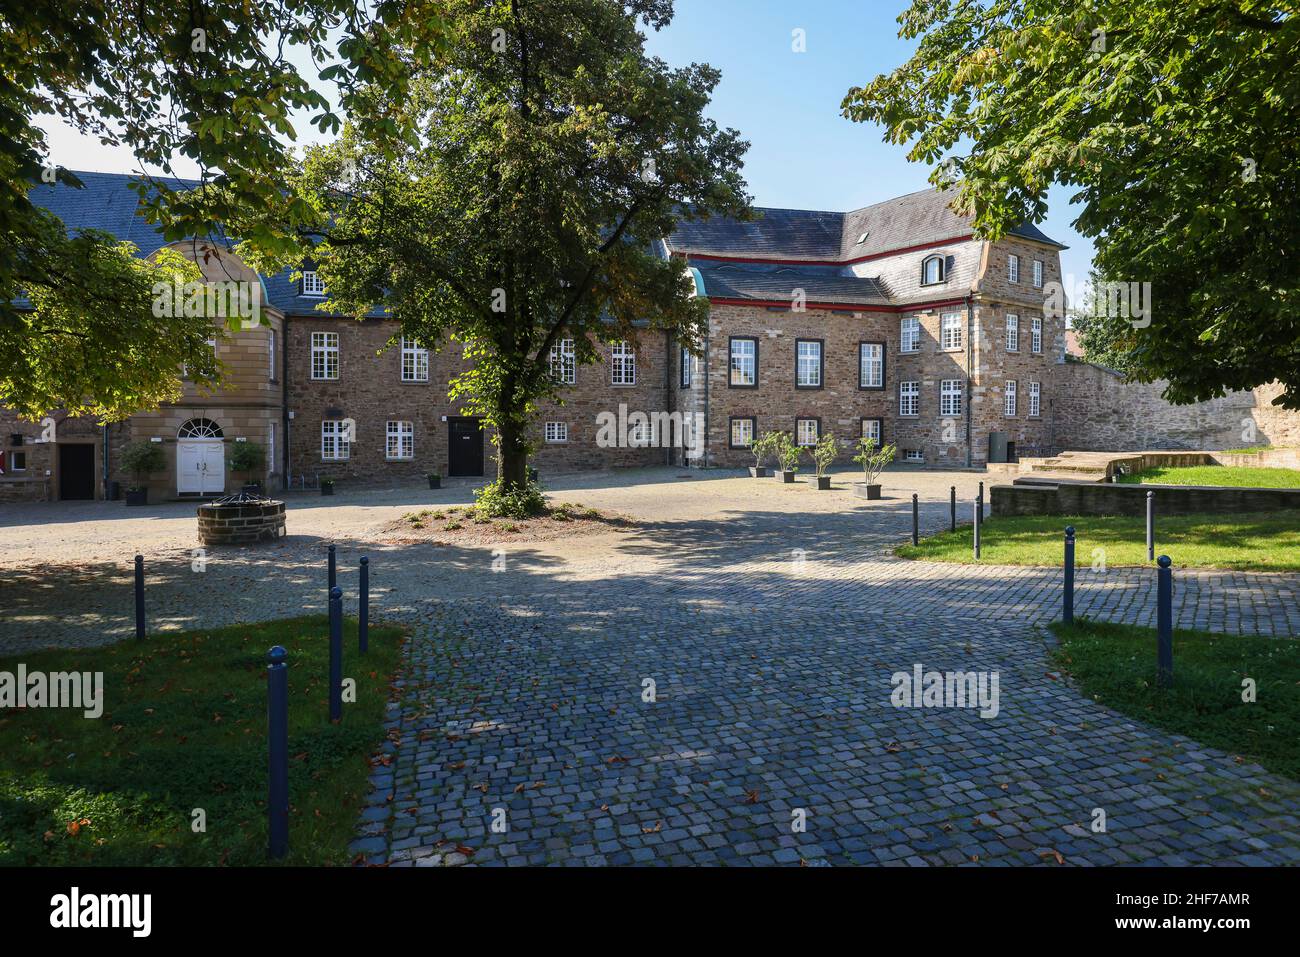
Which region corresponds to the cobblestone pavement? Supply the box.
[2,467,1298,865]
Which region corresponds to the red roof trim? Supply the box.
[707,296,970,314]
[687,234,975,268]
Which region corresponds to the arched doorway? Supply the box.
[177,418,225,495]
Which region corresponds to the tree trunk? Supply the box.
[496,413,529,490]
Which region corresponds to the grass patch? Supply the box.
[1048,619,1300,782]
[1117,465,1300,488]
[1221,445,1277,455]
[0,616,406,866]
[896,512,1300,571]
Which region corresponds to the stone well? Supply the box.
[197,493,287,545]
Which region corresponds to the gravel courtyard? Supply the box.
[3,466,1298,866]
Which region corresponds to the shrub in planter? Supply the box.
[228,442,266,490]
[852,437,897,500]
[320,478,335,496]
[426,472,442,489]
[119,441,166,505]
[775,431,802,483]
[811,432,839,490]
[748,431,779,478]
[473,479,546,519]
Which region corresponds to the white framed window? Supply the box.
[385,420,414,460]
[1005,314,1019,352]
[611,340,636,385]
[796,339,822,388]
[940,379,963,417]
[1004,380,1017,417]
[1029,381,1041,418]
[401,337,429,382]
[796,418,819,447]
[922,254,944,285]
[550,338,576,384]
[544,421,568,443]
[905,449,924,462]
[268,329,276,380]
[302,271,326,296]
[900,317,920,353]
[899,380,919,417]
[311,331,339,380]
[680,346,692,387]
[729,417,755,449]
[861,418,882,443]
[321,419,351,460]
[940,313,963,351]
[1031,317,1043,353]
[5,451,26,472]
[729,337,756,387]
[267,422,275,476]
[1032,259,1044,288]
[859,342,884,388]
[1008,254,1020,284]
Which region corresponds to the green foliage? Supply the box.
[118,441,166,487]
[1048,618,1300,782]
[473,479,547,519]
[227,441,265,475]
[853,437,897,485]
[811,431,840,477]
[775,431,803,472]
[843,1,1300,408]
[285,0,752,487]
[750,430,781,467]
[1117,465,1300,489]
[0,616,407,864]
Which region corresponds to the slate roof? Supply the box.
[692,261,890,306]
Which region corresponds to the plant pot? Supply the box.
[320,484,334,496]
[853,483,883,500]
[528,467,539,483]
[427,476,441,489]
[781,470,796,484]
[749,466,770,478]
[816,475,831,490]
[124,488,148,506]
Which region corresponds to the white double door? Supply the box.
[177,440,225,494]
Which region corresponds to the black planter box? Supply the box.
[781,470,796,484]
[528,467,539,482]
[749,466,770,478]
[320,484,334,496]
[124,488,148,506]
[854,483,883,500]
[427,476,441,489]
[816,475,831,490]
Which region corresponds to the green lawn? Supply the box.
[0,616,406,866]
[1048,619,1300,782]
[896,512,1300,571]
[1117,465,1300,488]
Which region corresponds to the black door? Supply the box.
[447,417,484,477]
[58,444,96,500]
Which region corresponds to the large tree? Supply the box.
[272,0,750,496]
[0,1,447,418]
[843,0,1300,408]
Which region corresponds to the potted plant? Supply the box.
[748,431,777,478]
[528,466,539,483]
[852,437,897,500]
[427,471,442,489]
[228,441,265,495]
[120,441,166,506]
[776,431,802,483]
[320,478,335,496]
[811,432,839,490]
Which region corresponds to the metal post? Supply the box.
[359,557,369,655]
[1063,526,1075,625]
[328,543,337,591]
[911,493,919,547]
[973,498,982,560]
[950,486,957,532]
[329,585,343,722]
[134,554,145,640]
[267,645,289,859]
[1146,491,1155,562]
[978,480,984,502]
[1156,555,1173,688]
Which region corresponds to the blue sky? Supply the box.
[37,0,1092,280]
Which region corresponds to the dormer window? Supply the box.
[856,232,869,245]
[301,271,326,297]
[922,255,945,285]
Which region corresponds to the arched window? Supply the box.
[922,255,945,285]
[178,418,224,439]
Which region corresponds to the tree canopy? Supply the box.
[272,0,750,490]
[843,0,1300,408]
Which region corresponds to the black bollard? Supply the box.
[1156,555,1173,688]
[329,585,343,722]
[328,543,337,591]
[911,493,919,546]
[950,485,957,532]
[359,557,369,655]
[134,554,145,640]
[1063,526,1076,625]
[1146,491,1155,562]
[267,646,289,859]
[973,498,982,560]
